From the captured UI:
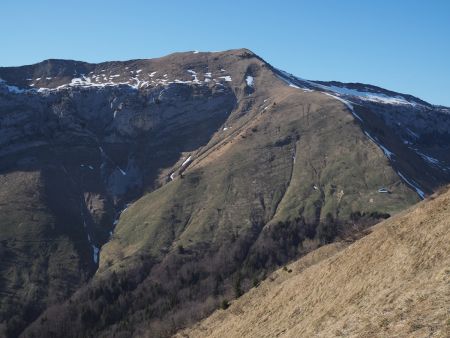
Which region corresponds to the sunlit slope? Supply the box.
[178,188,450,338]
[100,86,418,273]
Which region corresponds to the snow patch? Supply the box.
[187,70,200,83]
[245,75,254,87]
[181,156,192,167]
[219,76,232,82]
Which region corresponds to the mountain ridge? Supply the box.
[0,48,446,110]
[0,48,449,337]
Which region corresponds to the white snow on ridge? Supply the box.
[2,66,238,94]
[275,68,421,106]
[313,83,416,106]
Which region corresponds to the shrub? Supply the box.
[220,299,230,310]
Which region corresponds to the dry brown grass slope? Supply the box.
[176,188,450,338]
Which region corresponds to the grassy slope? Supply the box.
[100,80,418,273]
[177,187,450,338]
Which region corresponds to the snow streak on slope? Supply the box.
[313,83,418,106]
[274,69,312,92]
[274,68,422,107]
[397,171,426,199]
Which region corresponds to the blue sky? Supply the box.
[1,0,449,105]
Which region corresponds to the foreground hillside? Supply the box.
[177,187,450,338]
[1,48,449,336]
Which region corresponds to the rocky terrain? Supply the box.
[0,49,449,337]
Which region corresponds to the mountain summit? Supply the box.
[0,49,449,337]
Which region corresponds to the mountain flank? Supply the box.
[0,49,449,337]
[177,187,450,338]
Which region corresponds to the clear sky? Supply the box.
[1,0,449,105]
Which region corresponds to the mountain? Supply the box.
[0,49,449,337]
[176,186,450,338]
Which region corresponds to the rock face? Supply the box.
[0,49,449,337]
[0,52,238,336]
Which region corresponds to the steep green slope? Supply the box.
[102,88,417,272]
